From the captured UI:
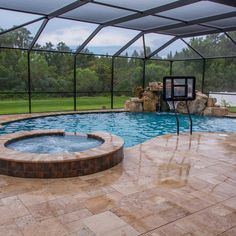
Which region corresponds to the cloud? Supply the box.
[37,26,93,48]
[36,23,184,57]
[37,25,140,49]
[88,28,139,47]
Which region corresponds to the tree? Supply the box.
[76,68,102,93]
[0,27,33,48]
[0,25,235,100]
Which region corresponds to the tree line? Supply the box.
[0,27,235,98]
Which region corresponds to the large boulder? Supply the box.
[149,82,163,92]
[130,97,143,102]
[143,100,156,112]
[143,90,157,112]
[203,107,229,116]
[207,97,217,107]
[125,98,143,112]
[176,91,208,115]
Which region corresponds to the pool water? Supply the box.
[7,135,103,154]
[1,112,236,147]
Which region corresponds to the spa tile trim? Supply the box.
[0,130,124,178]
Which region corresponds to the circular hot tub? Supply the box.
[6,133,104,154]
[0,130,124,178]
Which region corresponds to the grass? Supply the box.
[0,96,129,115]
[228,107,236,113]
[1,97,235,115]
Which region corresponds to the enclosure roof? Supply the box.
[0,0,236,58]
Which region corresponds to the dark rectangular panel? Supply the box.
[158,1,235,21]
[117,16,179,31]
[163,76,196,101]
[61,3,133,23]
[95,0,177,11]
[0,0,76,15]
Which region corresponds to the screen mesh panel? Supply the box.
[0,0,77,15]
[204,58,236,93]
[76,55,111,110]
[151,39,202,60]
[227,31,236,41]
[0,9,41,31]
[61,3,133,23]
[116,16,179,31]
[113,57,143,108]
[158,2,235,21]
[34,19,98,52]
[0,0,235,40]
[30,51,74,112]
[120,37,144,58]
[84,27,139,56]
[0,49,28,92]
[0,48,29,114]
[184,33,236,58]
[172,60,203,91]
[145,60,170,87]
[30,51,73,93]
[0,0,235,46]
[205,17,236,29]
[144,33,174,57]
[0,20,43,49]
[161,25,213,36]
[94,0,177,11]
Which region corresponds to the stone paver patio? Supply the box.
[0,130,235,236]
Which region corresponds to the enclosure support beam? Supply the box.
[113,32,143,57]
[179,25,236,38]
[75,25,103,55]
[169,61,173,75]
[224,32,236,46]
[181,38,205,59]
[202,59,206,93]
[142,35,147,59]
[103,0,201,26]
[209,0,236,7]
[147,37,178,59]
[0,17,45,36]
[48,0,91,18]
[28,18,49,51]
[111,57,115,109]
[73,56,77,111]
[142,59,146,89]
[27,52,32,113]
[145,11,236,33]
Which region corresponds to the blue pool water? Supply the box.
[0,112,236,147]
[7,135,103,154]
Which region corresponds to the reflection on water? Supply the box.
[157,136,192,188]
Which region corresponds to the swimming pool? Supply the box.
[1,112,236,147]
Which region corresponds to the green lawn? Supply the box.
[229,107,236,113]
[0,96,129,115]
[1,97,235,115]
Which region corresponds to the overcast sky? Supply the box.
[0,9,196,58]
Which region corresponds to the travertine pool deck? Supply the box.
[0,111,236,235]
[0,131,235,236]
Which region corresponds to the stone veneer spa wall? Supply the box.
[0,130,124,178]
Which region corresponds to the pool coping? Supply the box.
[0,130,124,178]
[0,109,125,126]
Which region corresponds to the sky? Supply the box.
[0,8,195,58]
